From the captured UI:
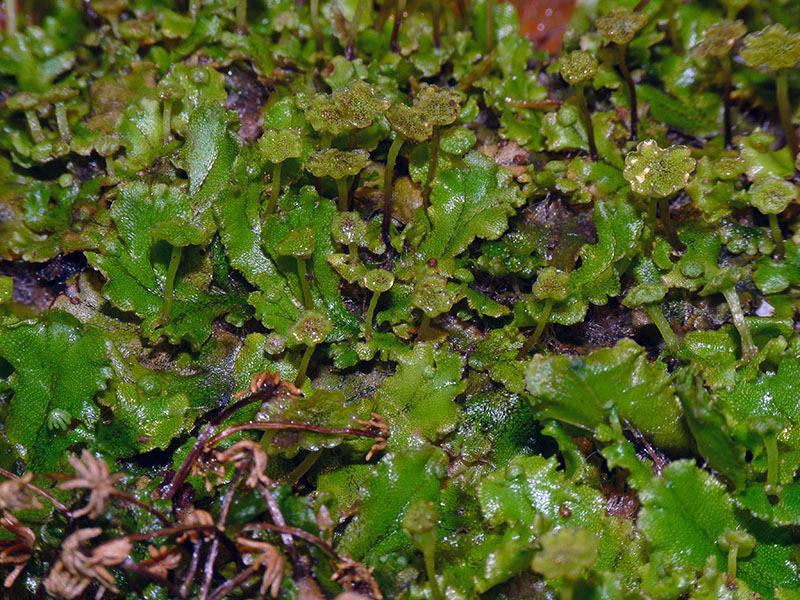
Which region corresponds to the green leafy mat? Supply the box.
[1,0,800,598]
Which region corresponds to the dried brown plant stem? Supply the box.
[617,43,639,140]
[120,524,241,572]
[207,560,265,600]
[164,377,280,500]
[0,467,70,514]
[205,421,382,448]
[390,0,407,53]
[242,522,340,560]
[575,83,598,161]
[259,483,300,576]
[121,558,183,598]
[199,462,246,600]
[181,541,203,598]
[113,490,173,527]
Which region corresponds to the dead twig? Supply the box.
[164,372,281,500]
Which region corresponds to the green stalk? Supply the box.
[321,131,334,149]
[517,298,553,360]
[382,133,405,243]
[485,0,494,52]
[295,343,316,388]
[55,102,70,140]
[235,0,246,32]
[768,213,785,261]
[617,43,638,140]
[336,177,349,212]
[346,0,367,60]
[575,83,597,161]
[645,303,679,352]
[643,199,657,256]
[6,0,17,35]
[775,70,798,161]
[423,126,441,208]
[310,0,323,51]
[561,581,574,600]
[297,258,313,310]
[445,2,455,40]
[424,550,444,600]
[162,99,172,143]
[161,245,183,325]
[665,0,682,55]
[109,16,120,38]
[418,314,432,340]
[764,433,779,490]
[374,0,393,30]
[24,109,45,144]
[721,287,757,360]
[284,450,321,487]
[722,54,733,148]
[364,290,381,340]
[456,49,496,92]
[658,196,685,253]
[266,161,282,215]
[727,544,739,579]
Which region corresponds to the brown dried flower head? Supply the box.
[357,413,390,461]
[237,536,286,597]
[0,474,43,512]
[234,370,281,400]
[0,511,35,588]
[190,445,227,492]
[59,450,124,519]
[44,528,132,599]
[216,440,271,489]
[332,557,383,600]
[177,508,215,544]
[139,545,181,580]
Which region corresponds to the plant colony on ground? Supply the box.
[1,0,800,598]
